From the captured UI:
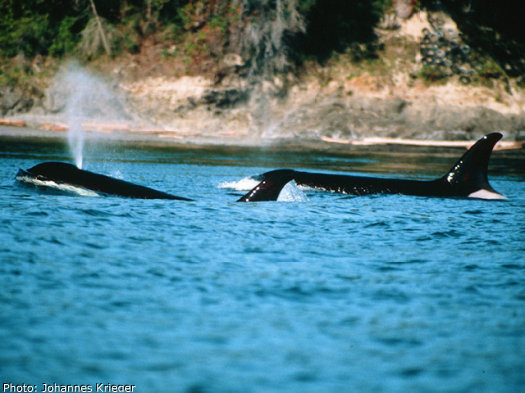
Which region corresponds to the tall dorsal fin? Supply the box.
[441,132,504,199]
[238,169,296,202]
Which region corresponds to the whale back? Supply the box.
[239,133,506,201]
[19,162,191,200]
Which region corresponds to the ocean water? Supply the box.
[1,133,524,393]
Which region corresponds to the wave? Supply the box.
[218,177,260,191]
[278,181,308,202]
[218,176,307,202]
[16,175,100,197]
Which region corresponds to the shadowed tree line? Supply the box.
[0,0,523,77]
[0,0,188,58]
[435,0,525,78]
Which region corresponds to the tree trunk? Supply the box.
[89,0,112,56]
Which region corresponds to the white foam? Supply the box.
[109,169,124,179]
[468,189,507,200]
[218,177,260,191]
[16,175,100,197]
[277,180,308,202]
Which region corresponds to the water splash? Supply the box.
[49,62,132,169]
[218,177,260,191]
[15,174,100,197]
[218,177,307,202]
[67,100,85,169]
[230,0,305,135]
[277,180,308,202]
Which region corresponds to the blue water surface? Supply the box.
[1,133,524,393]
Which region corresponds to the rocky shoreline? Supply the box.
[2,80,524,150]
[2,11,524,146]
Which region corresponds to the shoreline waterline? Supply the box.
[1,123,524,154]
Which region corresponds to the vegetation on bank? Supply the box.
[0,0,524,101]
[0,0,391,59]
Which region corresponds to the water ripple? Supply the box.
[2,143,524,393]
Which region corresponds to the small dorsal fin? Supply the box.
[442,132,504,198]
[238,169,296,202]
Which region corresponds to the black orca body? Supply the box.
[239,133,506,201]
[16,162,192,200]
[16,133,506,202]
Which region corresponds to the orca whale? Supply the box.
[16,162,192,200]
[238,132,506,201]
[16,133,506,202]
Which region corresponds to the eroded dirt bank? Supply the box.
[3,11,525,145]
[118,70,525,143]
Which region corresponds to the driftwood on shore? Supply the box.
[0,119,26,127]
[321,136,524,151]
[1,118,523,151]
